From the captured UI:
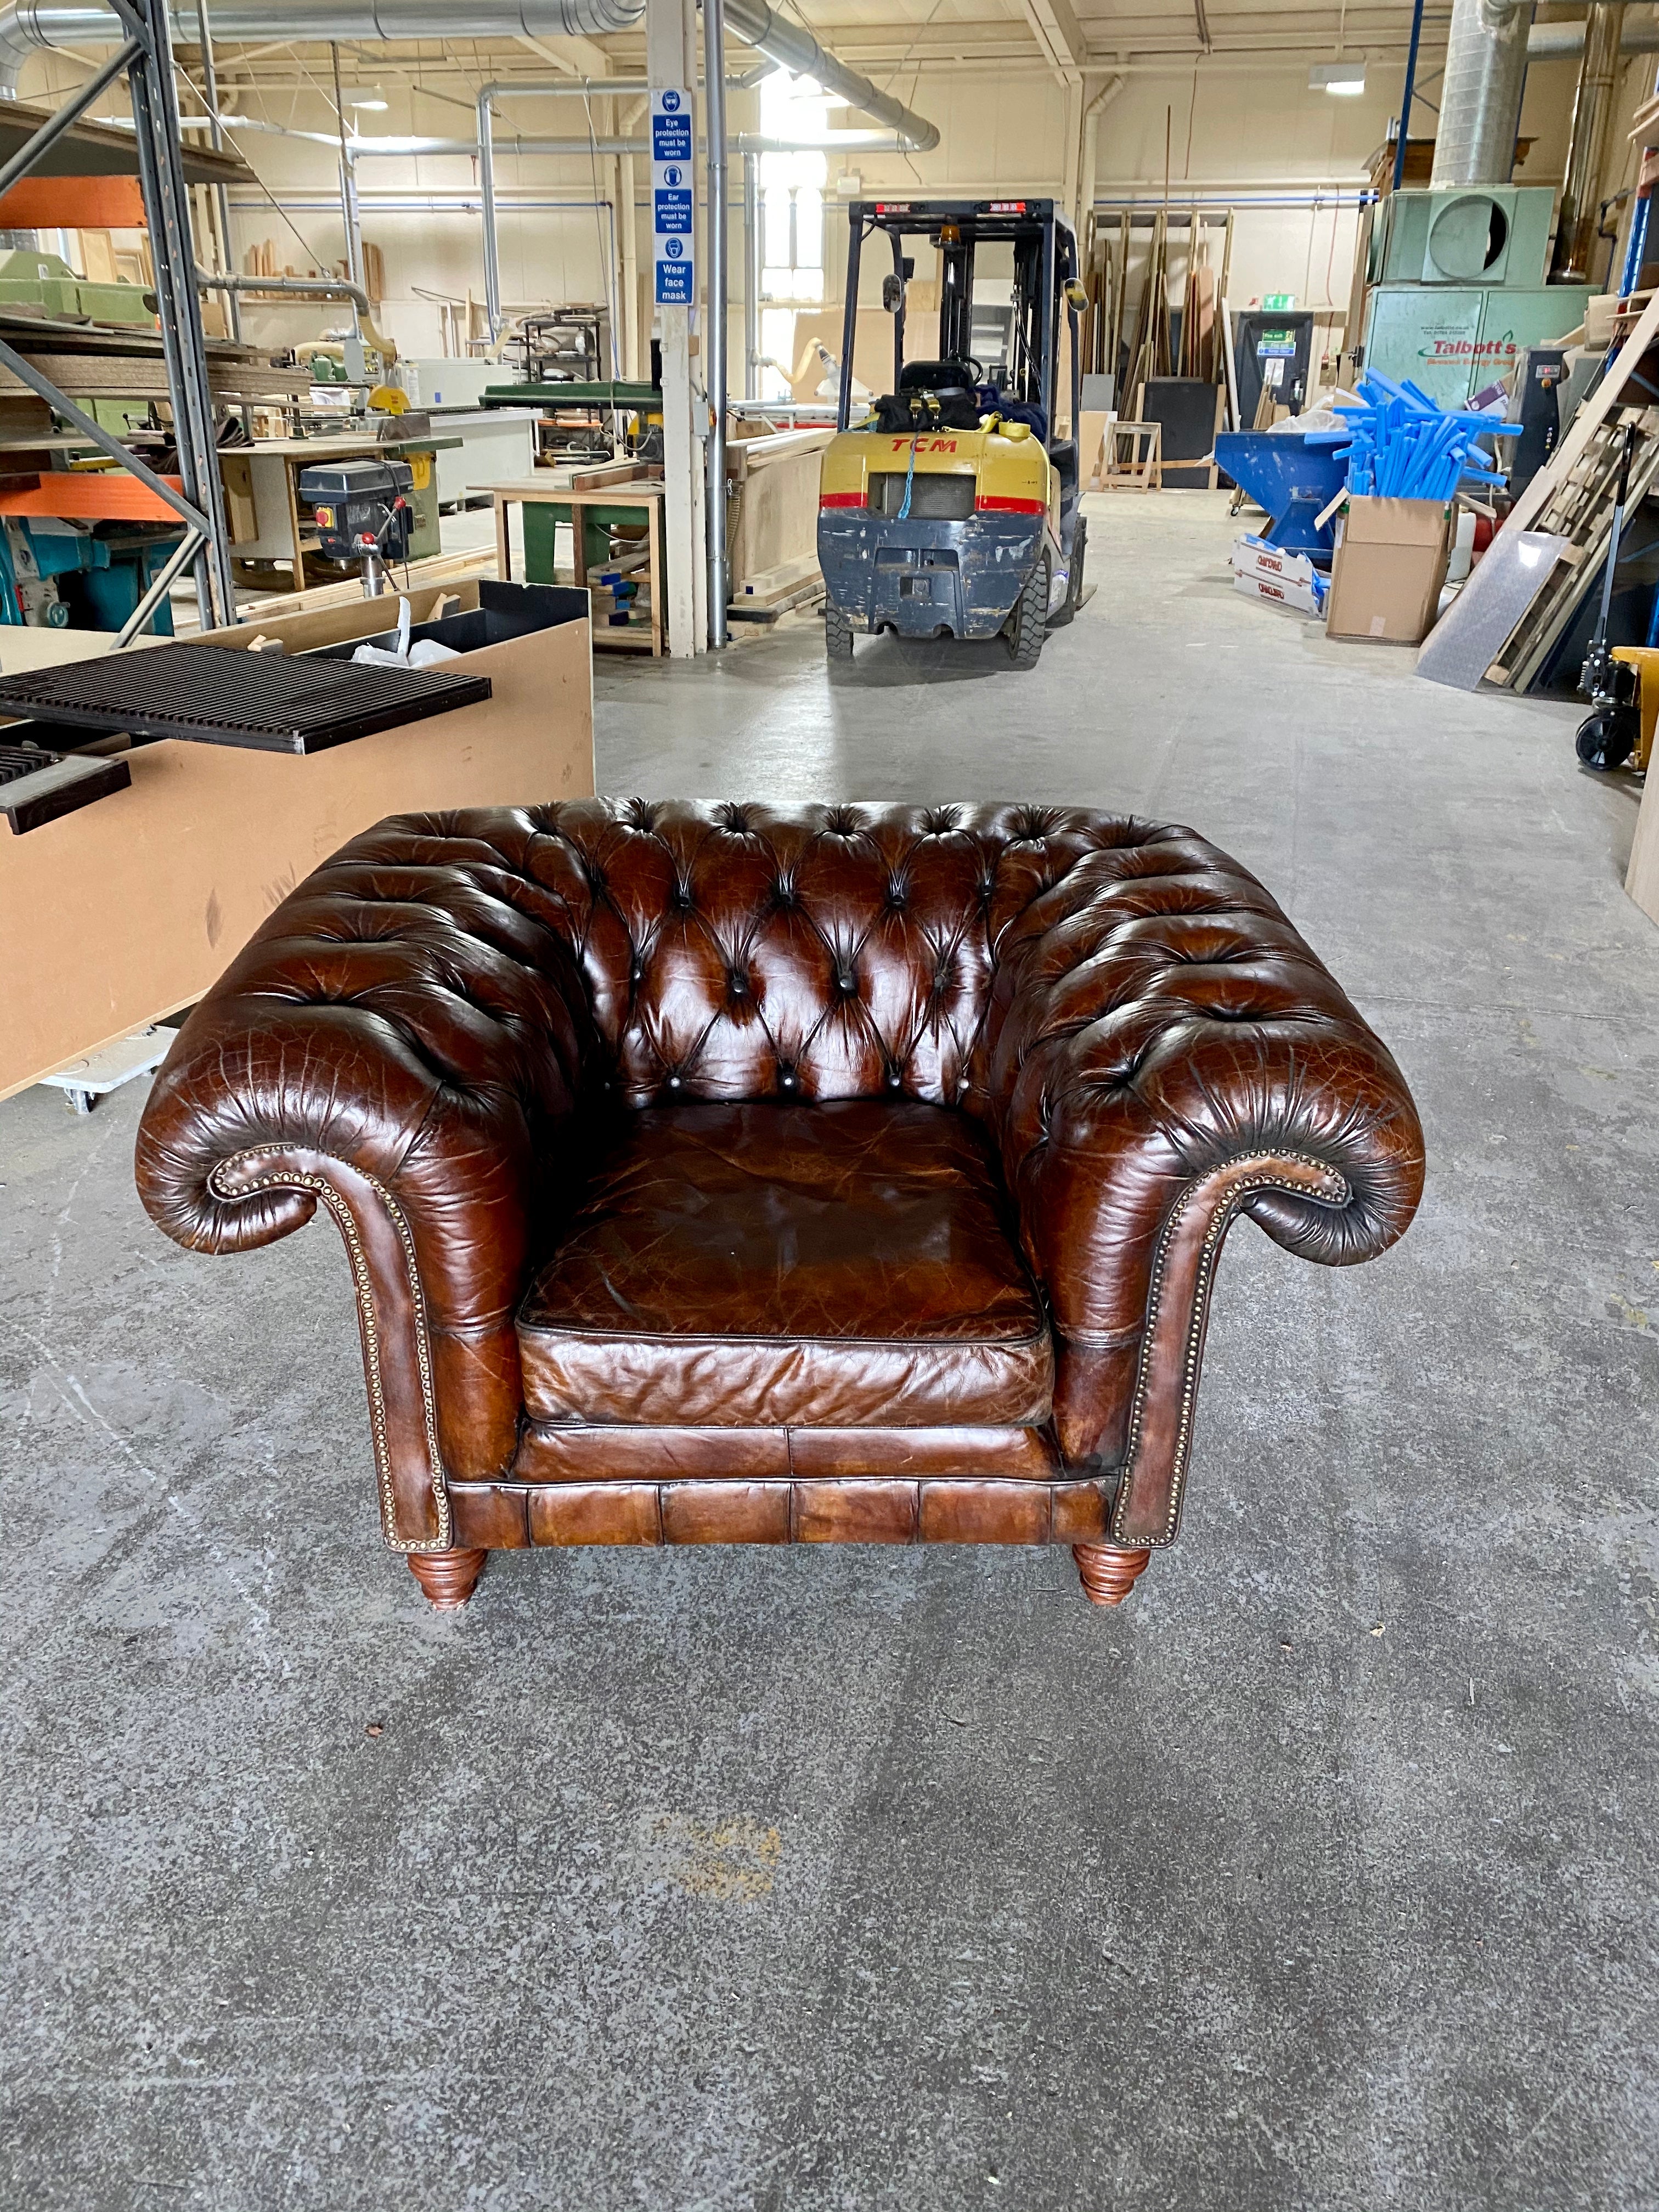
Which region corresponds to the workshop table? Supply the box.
[482,474,664,656]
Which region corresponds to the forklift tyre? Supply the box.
[1051,518,1087,625]
[826,606,854,663]
[1576,710,1637,771]
[1007,554,1049,670]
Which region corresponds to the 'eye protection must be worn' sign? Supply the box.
[652,88,695,305]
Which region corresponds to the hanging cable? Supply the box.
[896,423,922,520]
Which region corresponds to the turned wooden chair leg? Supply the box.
[1073,1542,1152,1607]
[408,1548,488,1610]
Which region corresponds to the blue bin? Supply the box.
[1214,432,1348,568]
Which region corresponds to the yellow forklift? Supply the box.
[817,197,1089,669]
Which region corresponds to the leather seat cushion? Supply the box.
[518,1099,1053,1429]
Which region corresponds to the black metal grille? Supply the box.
[0,742,61,785]
[0,645,493,755]
[866,472,977,521]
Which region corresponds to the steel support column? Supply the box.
[704,0,728,645]
[193,0,240,340]
[742,146,758,401]
[0,1,234,627]
[110,0,235,626]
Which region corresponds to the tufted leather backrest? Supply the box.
[343,798,1193,1111]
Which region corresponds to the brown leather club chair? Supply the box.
[136,802,1424,1611]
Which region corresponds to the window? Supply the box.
[757,71,830,398]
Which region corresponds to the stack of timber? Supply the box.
[725,426,831,620]
[0,306,309,407]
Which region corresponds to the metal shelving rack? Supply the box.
[0,0,235,631]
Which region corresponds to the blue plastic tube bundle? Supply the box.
[1306,370,1519,501]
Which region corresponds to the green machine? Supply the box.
[1361,188,1590,407]
[478,383,666,600]
[0,247,154,328]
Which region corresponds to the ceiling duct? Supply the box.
[1528,16,1659,57]
[0,0,940,149]
[1430,0,1534,190]
[1551,1,1625,282]
[721,0,938,150]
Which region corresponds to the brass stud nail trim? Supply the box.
[207,1152,452,1554]
[1113,1153,1349,1548]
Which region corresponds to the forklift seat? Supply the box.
[899,359,976,396]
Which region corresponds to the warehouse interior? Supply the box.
[3,2,1659,2207]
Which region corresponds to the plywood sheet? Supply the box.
[1626,772,1659,929]
[0,613,594,1097]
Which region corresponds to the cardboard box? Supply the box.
[1,580,595,1098]
[1324,496,1452,645]
[1230,533,1329,615]
[1233,568,1325,618]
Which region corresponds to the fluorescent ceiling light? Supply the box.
[1310,61,1365,94]
[348,93,388,110]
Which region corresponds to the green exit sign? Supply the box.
[1262,292,1296,309]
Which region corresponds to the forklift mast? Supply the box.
[939,230,973,365]
[837,200,1075,435]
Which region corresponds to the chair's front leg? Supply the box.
[1073,1543,1152,1606]
[408,1549,489,1610]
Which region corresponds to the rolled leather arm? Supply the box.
[983,828,1424,1545]
[136,811,597,1549]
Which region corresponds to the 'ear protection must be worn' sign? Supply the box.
[652,87,695,305]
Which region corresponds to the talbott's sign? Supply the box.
[1422,332,1521,363]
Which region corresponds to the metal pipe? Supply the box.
[116,0,236,628]
[229,192,612,209]
[618,146,637,377]
[721,0,939,150]
[192,0,240,341]
[198,267,370,313]
[0,0,940,142]
[0,0,652,98]
[338,151,367,288]
[742,146,758,402]
[1528,19,1659,57]
[1392,0,1426,192]
[706,0,728,648]
[1094,189,1376,207]
[329,42,363,292]
[1621,182,1652,296]
[1430,0,1533,189]
[110,527,202,648]
[478,88,500,334]
[1553,2,1626,282]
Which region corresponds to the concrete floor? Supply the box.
[4,491,1658,2209]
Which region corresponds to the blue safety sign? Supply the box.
[651,87,695,307]
[652,110,692,163]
